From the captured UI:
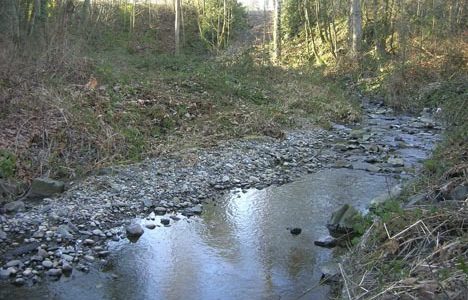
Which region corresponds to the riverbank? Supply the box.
[0,101,440,290]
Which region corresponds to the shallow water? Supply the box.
[1,169,398,300]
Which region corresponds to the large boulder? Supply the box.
[0,179,24,203]
[3,200,25,214]
[26,178,65,200]
[326,204,360,238]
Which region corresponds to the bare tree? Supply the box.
[273,0,282,61]
[350,0,362,55]
[175,0,182,55]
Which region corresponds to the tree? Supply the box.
[350,0,362,55]
[175,0,182,55]
[273,0,282,61]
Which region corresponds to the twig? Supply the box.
[339,263,352,300]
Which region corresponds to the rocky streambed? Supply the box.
[0,101,441,298]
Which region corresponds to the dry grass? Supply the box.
[342,163,468,300]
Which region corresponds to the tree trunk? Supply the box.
[82,0,91,24]
[350,0,362,55]
[175,0,181,55]
[273,0,282,61]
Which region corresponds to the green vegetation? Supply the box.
[0,150,16,179]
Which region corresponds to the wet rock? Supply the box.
[320,262,340,283]
[57,224,74,239]
[289,228,302,235]
[449,185,467,200]
[387,157,404,167]
[160,218,170,226]
[405,193,427,207]
[0,230,6,240]
[5,260,21,268]
[46,268,62,277]
[154,207,167,215]
[349,129,366,139]
[126,223,144,238]
[365,165,381,173]
[22,268,33,277]
[62,263,73,275]
[97,251,110,258]
[334,160,353,169]
[27,177,65,199]
[370,185,402,207]
[84,255,95,262]
[37,248,49,258]
[42,260,53,268]
[145,223,156,229]
[314,237,338,248]
[0,268,13,279]
[83,239,95,246]
[3,200,25,214]
[13,278,26,286]
[92,229,105,236]
[327,204,359,238]
[188,204,203,215]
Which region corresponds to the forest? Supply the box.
[0,0,466,299]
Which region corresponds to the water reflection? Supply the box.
[0,169,399,300]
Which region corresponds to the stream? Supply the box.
[0,104,441,300]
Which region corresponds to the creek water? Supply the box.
[0,106,441,300]
[1,169,400,300]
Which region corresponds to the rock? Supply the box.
[13,278,26,286]
[97,251,110,258]
[289,228,302,235]
[46,268,62,277]
[334,160,353,169]
[62,254,73,262]
[37,248,49,258]
[126,223,144,238]
[350,129,366,139]
[0,268,13,279]
[320,262,341,283]
[0,179,23,202]
[449,185,467,201]
[327,204,360,238]
[92,229,104,236]
[314,237,338,248]
[154,207,167,215]
[3,200,25,214]
[83,239,95,246]
[56,224,74,239]
[141,198,153,208]
[387,157,404,167]
[84,255,95,262]
[5,261,20,270]
[405,193,427,207]
[160,218,170,226]
[370,185,402,207]
[145,223,156,229]
[0,230,6,240]
[42,260,53,268]
[62,263,73,275]
[27,177,65,200]
[188,204,203,215]
[22,268,33,277]
[365,165,381,173]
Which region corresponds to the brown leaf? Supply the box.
[85,77,98,90]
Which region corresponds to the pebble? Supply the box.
[46,268,62,277]
[42,260,53,268]
[145,223,156,229]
